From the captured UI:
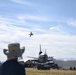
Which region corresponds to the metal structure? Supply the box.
[27,45,55,70]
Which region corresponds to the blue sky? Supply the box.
[0,0,76,61]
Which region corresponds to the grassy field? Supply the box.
[26,68,76,75]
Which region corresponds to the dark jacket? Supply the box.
[0,59,25,75]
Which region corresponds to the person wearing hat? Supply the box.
[0,42,26,75]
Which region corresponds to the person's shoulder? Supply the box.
[1,60,9,65]
[0,60,10,69]
[11,60,24,68]
[17,62,24,68]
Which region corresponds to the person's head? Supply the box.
[3,42,25,60]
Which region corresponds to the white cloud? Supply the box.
[49,25,68,35]
[18,16,25,20]
[0,16,76,61]
[0,0,76,62]
[17,14,49,22]
[67,18,76,27]
[50,26,61,31]
[10,0,32,6]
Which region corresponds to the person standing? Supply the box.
[0,42,26,75]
